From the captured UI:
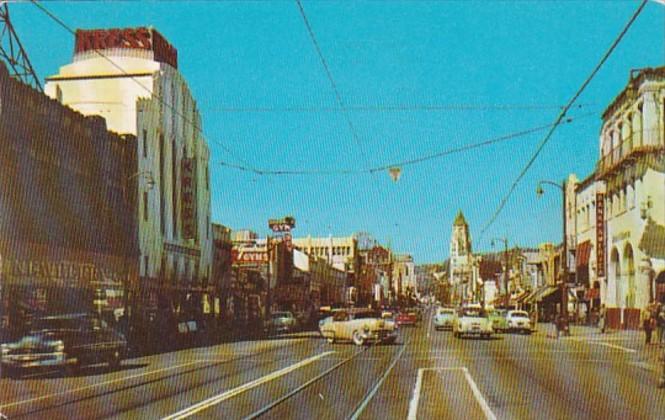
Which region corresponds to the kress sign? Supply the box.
[74,27,178,69]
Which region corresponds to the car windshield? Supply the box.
[354,311,380,319]
[510,311,529,318]
[438,309,455,315]
[272,312,293,319]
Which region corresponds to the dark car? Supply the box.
[395,310,419,327]
[1,313,127,378]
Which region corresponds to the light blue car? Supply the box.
[433,307,456,331]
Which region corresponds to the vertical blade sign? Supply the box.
[182,158,197,240]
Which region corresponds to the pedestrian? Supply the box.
[644,311,655,345]
[657,307,665,346]
[598,304,607,334]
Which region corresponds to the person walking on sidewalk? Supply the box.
[643,310,655,345]
[598,304,606,334]
[657,307,665,346]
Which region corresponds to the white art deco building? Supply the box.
[44,27,212,313]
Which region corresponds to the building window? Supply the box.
[143,129,148,158]
[143,191,148,221]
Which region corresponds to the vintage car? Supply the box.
[488,309,509,333]
[452,307,493,339]
[433,307,456,330]
[266,311,299,334]
[1,313,127,377]
[319,309,398,346]
[395,310,419,327]
[506,310,533,334]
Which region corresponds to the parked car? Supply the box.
[1,313,127,378]
[266,311,298,334]
[506,310,533,334]
[452,307,493,339]
[488,309,509,333]
[433,307,456,331]
[396,310,419,327]
[319,309,397,346]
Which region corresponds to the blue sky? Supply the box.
[10,1,665,263]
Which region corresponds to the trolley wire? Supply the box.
[477,0,648,240]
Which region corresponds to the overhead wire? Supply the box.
[217,110,597,176]
[477,0,648,241]
[29,0,255,169]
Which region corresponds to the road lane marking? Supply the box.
[461,367,497,420]
[162,351,334,419]
[407,368,425,420]
[0,361,205,410]
[349,341,408,420]
[427,313,434,339]
[408,368,496,420]
[567,337,637,353]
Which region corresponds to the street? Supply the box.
[2,309,665,419]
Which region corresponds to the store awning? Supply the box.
[527,285,559,303]
[576,241,592,267]
[639,219,665,259]
[514,290,531,304]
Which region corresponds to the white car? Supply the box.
[433,307,456,330]
[318,309,397,346]
[506,310,533,334]
[452,307,493,339]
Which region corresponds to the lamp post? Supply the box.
[536,179,568,320]
[491,237,509,297]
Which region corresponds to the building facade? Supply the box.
[596,67,665,329]
[44,27,212,325]
[449,211,475,303]
[0,62,138,337]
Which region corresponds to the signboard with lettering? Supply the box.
[269,216,296,233]
[596,193,606,278]
[74,27,178,69]
[181,158,197,240]
[231,249,269,265]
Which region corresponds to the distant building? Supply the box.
[449,210,476,303]
[393,254,417,300]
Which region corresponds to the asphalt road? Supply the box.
[2,309,665,419]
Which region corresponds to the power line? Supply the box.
[206,103,594,113]
[478,0,648,240]
[217,111,595,176]
[29,0,255,169]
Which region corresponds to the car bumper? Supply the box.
[459,329,492,336]
[362,330,397,343]
[1,352,75,370]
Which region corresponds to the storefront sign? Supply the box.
[596,193,606,278]
[74,27,178,68]
[181,158,197,240]
[269,216,296,233]
[232,249,269,264]
[1,258,127,287]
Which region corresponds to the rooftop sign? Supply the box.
[74,27,178,69]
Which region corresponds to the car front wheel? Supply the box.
[352,330,365,346]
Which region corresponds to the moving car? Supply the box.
[267,311,298,334]
[433,307,456,331]
[1,313,127,378]
[395,310,419,327]
[488,309,509,333]
[452,307,493,339]
[506,310,533,334]
[319,309,398,346]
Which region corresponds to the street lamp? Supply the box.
[536,179,568,320]
[491,237,509,297]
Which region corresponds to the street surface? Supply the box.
[2,308,665,419]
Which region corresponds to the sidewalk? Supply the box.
[560,324,663,371]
